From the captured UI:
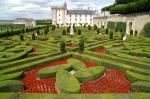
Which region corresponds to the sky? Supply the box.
[0,0,115,20]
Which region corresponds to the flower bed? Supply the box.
[94,48,105,54]
[33,47,37,52]
[21,58,136,94]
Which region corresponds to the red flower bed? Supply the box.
[21,58,135,94]
[33,46,37,52]
[42,40,47,42]
[94,48,105,54]
[98,40,102,42]
[68,45,76,48]
[133,56,147,58]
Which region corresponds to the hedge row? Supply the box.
[74,52,150,75]
[125,70,150,83]
[0,80,24,92]
[0,53,72,74]
[0,71,24,81]
[37,64,72,79]
[0,51,28,64]
[131,81,150,92]
[141,22,150,38]
[56,70,80,94]
[0,93,150,99]
[67,58,86,71]
[107,21,116,29]
[0,46,5,52]
[0,51,61,70]
[74,66,104,82]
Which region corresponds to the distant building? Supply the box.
[51,2,97,26]
[0,20,13,24]
[13,18,36,27]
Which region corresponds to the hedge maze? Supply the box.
[0,26,150,98]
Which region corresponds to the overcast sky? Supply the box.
[0,0,115,20]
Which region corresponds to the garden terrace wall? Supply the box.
[0,53,72,74]
[0,51,61,70]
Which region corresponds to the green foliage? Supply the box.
[32,33,35,40]
[60,40,66,53]
[21,28,25,34]
[130,30,133,36]
[121,32,126,40]
[115,27,118,32]
[116,22,126,32]
[26,28,29,33]
[135,30,138,36]
[57,24,59,28]
[78,29,81,35]
[36,28,40,35]
[73,28,76,32]
[107,21,116,29]
[101,4,115,11]
[62,30,66,35]
[0,80,24,92]
[44,28,48,35]
[94,24,97,30]
[105,28,108,34]
[37,64,72,79]
[56,70,80,94]
[97,28,100,34]
[142,22,150,37]
[67,27,70,33]
[109,31,113,39]
[79,39,84,52]
[19,33,24,41]
[88,25,91,30]
[74,66,105,82]
[110,0,150,14]
[131,81,150,92]
[36,19,52,26]
[67,58,86,71]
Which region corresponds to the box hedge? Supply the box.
[74,66,104,82]
[56,70,80,94]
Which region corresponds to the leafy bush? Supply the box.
[97,28,100,34]
[73,28,76,32]
[116,22,126,32]
[109,31,113,39]
[94,24,97,30]
[142,22,150,37]
[135,30,138,36]
[19,33,24,41]
[107,21,115,29]
[79,39,84,52]
[130,30,133,36]
[88,25,91,30]
[105,28,108,34]
[78,29,81,35]
[62,30,66,35]
[32,33,35,40]
[21,28,25,34]
[44,28,48,35]
[60,40,66,53]
[115,27,118,32]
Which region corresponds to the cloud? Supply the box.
[0,0,115,20]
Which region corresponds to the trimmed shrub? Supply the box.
[44,28,48,35]
[73,28,76,32]
[88,25,91,30]
[79,39,84,52]
[37,64,72,79]
[78,29,81,35]
[74,66,105,82]
[19,33,24,41]
[21,28,25,34]
[116,22,126,32]
[67,27,70,33]
[126,70,150,83]
[107,21,115,29]
[97,28,100,34]
[60,40,66,53]
[142,22,150,37]
[0,80,24,92]
[121,32,125,40]
[130,30,133,36]
[94,24,97,30]
[105,28,108,34]
[115,27,118,32]
[109,31,113,39]
[67,58,86,71]
[135,30,138,36]
[32,33,35,40]
[62,30,66,35]
[131,81,150,92]
[0,71,24,81]
[26,28,29,33]
[36,28,40,35]
[56,70,80,94]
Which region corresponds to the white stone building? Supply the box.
[13,18,36,27]
[51,2,96,26]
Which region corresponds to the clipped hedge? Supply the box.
[0,80,24,92]
[37,64,72,79]
[0,46,5,52]
[125,70,150,83]
[116,22,126,32]
[107,21,115,29]
[131,81,150,92]
[67,58,86,71]
[142,22,150,38]
[74,66,104,82]
[56,70,80,94]
[0,71,24,81]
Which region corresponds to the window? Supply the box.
[70,15,71,17]
[59,10,60,12]
[90,19,92,21]
[59,14,60,16]
[75,18,77,21]
[75,15,77,17]
[85,15,87,17]
[80,19,82,21]
[80,15,82,17]
[59,19,60,21]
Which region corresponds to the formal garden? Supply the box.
[0,23,150,98]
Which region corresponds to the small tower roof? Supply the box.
[64,2,67,7]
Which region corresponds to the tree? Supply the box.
[36,28,40,35]
[22,28,25,34]
[105,28,108,34]
[97,29,100,34]
[135,30,138,36]
[78,29,81,35]
[62,30,66,35]
[79,39,84,53]
[109,31,113,39]
[20,33,24,41]
[60,40,66,53]
[32,33,35,40]
[130,30,133,36]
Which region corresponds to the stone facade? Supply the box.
[93,12,150,35]
[13,18,36,27]
[51,2,96,26]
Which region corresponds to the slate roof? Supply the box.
[67,10,94,15]
[14,18,35,22]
